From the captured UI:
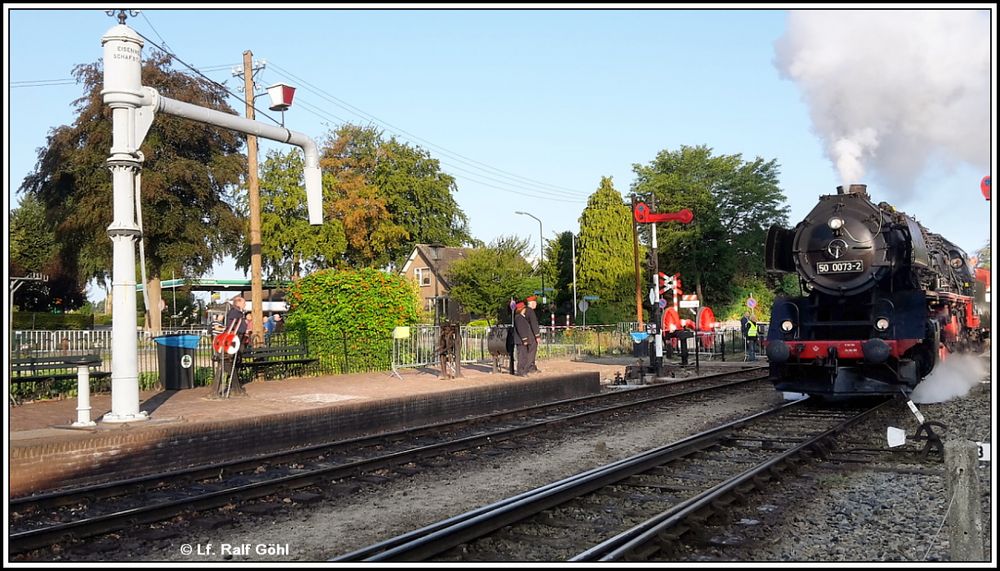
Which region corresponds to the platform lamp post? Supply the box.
[515,211,545,307]
[428,243,444,325]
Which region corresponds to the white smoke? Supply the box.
[774,10,991,197]
[910,353,986,404]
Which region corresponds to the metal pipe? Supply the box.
[157,95,323,225]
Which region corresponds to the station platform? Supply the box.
[6,357,624,498]
[6,355,760,498]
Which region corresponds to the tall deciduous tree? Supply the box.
[631,145,788,308]
[19,52,246,327]
[375,137,473,265]
[235,149,347,279]
[576,177,635,323]
[320,124,472,269]
[446,235,535,324]
[10,195,86,312]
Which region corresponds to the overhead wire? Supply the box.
[130,15,590,204]
[267,62,590,199]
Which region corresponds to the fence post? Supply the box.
[944,440,984,561]
[341,330,349,375]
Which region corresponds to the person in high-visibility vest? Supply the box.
[742,312,759,362]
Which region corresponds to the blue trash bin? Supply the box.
[153,334,201,390]
[630,332,650,358]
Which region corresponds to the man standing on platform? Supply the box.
[513,302,536,377]
[525,295,541,374]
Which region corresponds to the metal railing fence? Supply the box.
[8,325,758,398]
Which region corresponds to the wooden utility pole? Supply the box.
[241,50,265,345]
[631,195,643,328]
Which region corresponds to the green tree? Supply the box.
[576,177,635,323]
[10,194,56,272]
[320,124,472,269]
[10,195,86,312]
[446,235,536,324]
[975,243,991,269]
[19,52,246,324]
[631,145,788,309]
[376,137,473,266]
[235,149,347,279]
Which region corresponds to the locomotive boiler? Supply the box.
[763,184,988,398]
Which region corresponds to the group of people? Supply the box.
[208,295,284,399]
[512,295,542,377]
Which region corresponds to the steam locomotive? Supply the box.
[763,184,989,398]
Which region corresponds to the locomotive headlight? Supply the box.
[875,317,890,331]
[781,320,795,332]
[828,216,844,230]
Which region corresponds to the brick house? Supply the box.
[400,244,475,323]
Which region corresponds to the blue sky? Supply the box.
[5,5,996,302]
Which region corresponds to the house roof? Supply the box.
[401,244,476,288]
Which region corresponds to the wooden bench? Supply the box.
[10,354,111,405]
[236,345,318,381]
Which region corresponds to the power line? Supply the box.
[288,95,585,204]
[267,62,591,199]
[131,15,591,203]
[11,79,78,88]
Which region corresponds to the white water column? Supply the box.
[100,18,323,422]
[101,22,149,422]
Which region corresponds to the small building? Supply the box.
[400,244,475,323]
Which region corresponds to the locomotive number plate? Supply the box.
[816,260,864,274]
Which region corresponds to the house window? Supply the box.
[415,267,432,287]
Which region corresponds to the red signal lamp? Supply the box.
[266,83,296,112]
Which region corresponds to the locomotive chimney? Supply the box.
[836,184,869,198]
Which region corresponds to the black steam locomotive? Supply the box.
[764,184,988,398]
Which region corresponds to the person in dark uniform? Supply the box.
[513,302,536,377]
[524,295,542,374]
[210,296,250,398]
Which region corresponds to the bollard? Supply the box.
[65,355,100,427]
[944,440,984,561]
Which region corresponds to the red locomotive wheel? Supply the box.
[662,307,681,333]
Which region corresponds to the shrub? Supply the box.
[285,268,420,371]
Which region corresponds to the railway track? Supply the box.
[10,366,767,557]
[332,397,893,562]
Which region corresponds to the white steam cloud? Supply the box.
[775,10,991,197]
[910,353,986,404]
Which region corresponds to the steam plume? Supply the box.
[774,10,991,197]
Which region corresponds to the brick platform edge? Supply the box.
[10,372,600,498]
